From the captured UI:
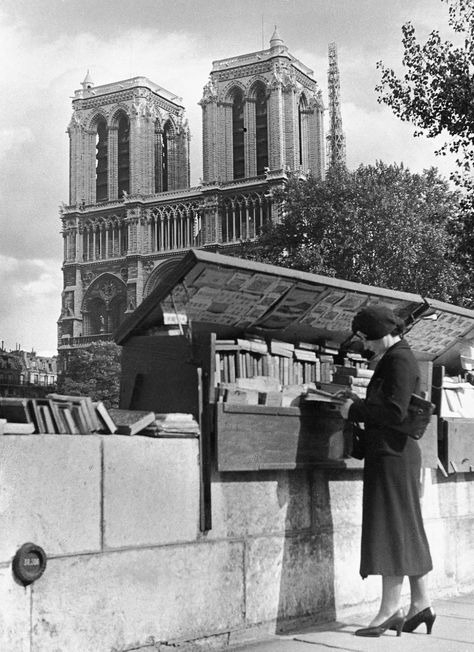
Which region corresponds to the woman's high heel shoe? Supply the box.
[355,608,406,637]
[402,606,436,634]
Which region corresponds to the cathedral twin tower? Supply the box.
[58,29,328,353]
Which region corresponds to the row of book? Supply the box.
[0,394,109,435]
[214,337,368,391]
[217,377,348,408]
[0,396,199,437]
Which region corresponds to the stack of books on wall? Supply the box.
[441,376,474,418]
[0,395,118,435]
[141,413,200,437]
[0,396,200,438]
[332,366,374,399]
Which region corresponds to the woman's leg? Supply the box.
[407,574,431,618]
[369,575,404,626]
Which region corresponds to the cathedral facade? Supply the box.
[58,30,326,356]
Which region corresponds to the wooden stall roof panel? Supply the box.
[114,249,474,368]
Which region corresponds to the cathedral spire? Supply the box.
[269,26,288,53]
[270,26,284,48]
[326,42,346,170]
[81,70,94,91]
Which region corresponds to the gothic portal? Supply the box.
[58,30,326,356]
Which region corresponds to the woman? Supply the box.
[338,305,435,637]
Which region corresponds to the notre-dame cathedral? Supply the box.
[58,29,332,356]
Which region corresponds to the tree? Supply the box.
[58,341,121,408]
[242,164,465,303]
[376,0,474,192]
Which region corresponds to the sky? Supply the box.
[0,0,460,356]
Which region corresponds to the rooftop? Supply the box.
[73,76,184,107]
[211,31,314,78]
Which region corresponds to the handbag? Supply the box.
[369,390,435,440]
[391,393,435,440]
[348,422,366,459]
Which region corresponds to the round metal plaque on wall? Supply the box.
[12,543,47,586]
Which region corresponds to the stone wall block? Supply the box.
[103,437,200,548]
[455,517,474,586]
[424,516,457,593]
[453,475,474,517]
[312,470,364,532]
[31,542,244,651]
[0,567,30,652]
[423,474,459,519]
[209,471,311,539]
[0,436,101,560]
[331,526,376,609]
[245,533,334,625]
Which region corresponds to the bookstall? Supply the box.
[115,249,474,529]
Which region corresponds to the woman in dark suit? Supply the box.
[338,305,435,637]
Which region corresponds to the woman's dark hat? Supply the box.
[352,306,403,340]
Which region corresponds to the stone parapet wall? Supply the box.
[1,436,474,651]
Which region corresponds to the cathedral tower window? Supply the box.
[95,119,108,202]
[154,121,162,193]
[117,114,130,197]
[232,89,245,179]
[162,121,171,192]
[298,95,309,168]
[255,85,268,175]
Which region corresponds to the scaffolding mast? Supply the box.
[327,42,346,170]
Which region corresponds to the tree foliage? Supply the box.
[376,0,474,191]
[58,340,121,408]
[242,164,466,304]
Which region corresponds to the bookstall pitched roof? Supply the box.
[115,249,474,369]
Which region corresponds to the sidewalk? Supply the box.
[232,592,474,651]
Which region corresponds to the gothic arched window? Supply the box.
[96,119,108,201]
[117,114,130,197]
[162,121,171,191]
[232,89,245,179]
[298,95,309,168]
[154,121,162,193]
[255,85,268,175]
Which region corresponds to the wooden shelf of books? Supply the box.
[203,332,366,471]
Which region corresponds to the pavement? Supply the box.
[231,592,474,651]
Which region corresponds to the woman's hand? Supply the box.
[333,389,360,402]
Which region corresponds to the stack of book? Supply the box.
[145,413,200,436]
[332,367,373,398]
[343,352,369,369]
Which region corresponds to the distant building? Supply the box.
[0,347,57,397]
[58,30,326,358]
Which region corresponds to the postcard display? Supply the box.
[116,250,474,530]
